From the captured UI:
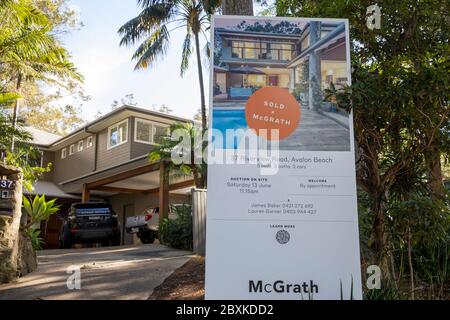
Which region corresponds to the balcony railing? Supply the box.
[222,47,295,62]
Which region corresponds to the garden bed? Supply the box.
[148,256,205,300]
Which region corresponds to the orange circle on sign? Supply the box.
[245,87,301,140]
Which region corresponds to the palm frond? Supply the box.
[118,2,176,47]
[180,31,192,76]
[0,92,21,105]
[132,25,170,70]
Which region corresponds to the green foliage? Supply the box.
[364,280,400,300]
[118,0,221,131]
[5,149,51,192]
[118,0,220,72]
[18,82,88,135]
[275,0,450,299]
[0,110,32,150]
[160,205,193,251]
[235,20,302,34]
[387,193,450,299]
[149,122,206,188]
[24,228,44,251]
[0,0,84,136]
[22,194,60,230]
[22,194,60,251]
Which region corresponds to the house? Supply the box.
[24,105,195,248]
[213,21,348,111]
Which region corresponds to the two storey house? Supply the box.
[26,105,195,248]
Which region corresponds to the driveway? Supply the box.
[0,244,193,300]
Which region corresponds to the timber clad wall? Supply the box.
[96,119,131,171]
[53,137,96,183]
[50,115,179,185]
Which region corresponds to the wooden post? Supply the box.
[159,161,169,235]
[82,184,90,203]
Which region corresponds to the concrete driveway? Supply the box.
[0,244,193,300]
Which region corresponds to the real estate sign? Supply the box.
[205,16,362,300]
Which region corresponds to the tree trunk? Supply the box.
[193,32,207,133]
[407,227,415,300]
[222,0,254,16]
[424,144,444,198]
[11,74,23,152]
[372,193,386,264]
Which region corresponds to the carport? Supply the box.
[40,158,196,247]
[80,161,195,220]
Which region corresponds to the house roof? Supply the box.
[25,180,80,199]
[216,28,301,40]
[31,105,196,149]
[26,127,62,146]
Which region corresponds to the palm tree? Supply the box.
[0,0,82,151]
[149,122,206,188]
[118,0,221,134]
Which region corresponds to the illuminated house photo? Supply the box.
[212,17,351,151]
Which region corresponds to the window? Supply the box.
[134,118,169,144]
[232,41,260,59]
[108,119,128,149]
[135,119,152,144]
[61,148,67,159]
[69,144,75,155]
[78,140,84,152]
[245,74,266,88]
[87,136,93,148]
[153,124,169,144]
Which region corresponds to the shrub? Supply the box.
[23,228,44,251]
[160,204,193,251]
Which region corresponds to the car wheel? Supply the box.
[111,235,121,246]
[101,240,110,247]
[140,235,155,244]
[60,238,71,249]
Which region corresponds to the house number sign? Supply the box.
[0,180,15,190]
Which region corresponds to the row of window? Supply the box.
[61,118,169,160]
[108,118,169,148]
[61,136,93,159]
[231,40,295,61]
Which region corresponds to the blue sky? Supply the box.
[63,0,210,121]
[62,1,269,122]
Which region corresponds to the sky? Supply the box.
[62,0,210,122]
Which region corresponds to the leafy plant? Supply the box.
[160,204,193,251]
[118,0,221,133]
[5,149,52,192]
[364,280,400,300]
[24,228,44,251]
[22,195,60,230]
[339,276,355,300]
[149,122,206,188]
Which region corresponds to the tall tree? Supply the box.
[0,0,82,149]
[276,0,450,269]
[222,0,253,15]
[118,0,221,134]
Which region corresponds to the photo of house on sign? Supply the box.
[212,16,351,151]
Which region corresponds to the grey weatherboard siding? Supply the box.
[96,122,131,171]
[53,116,161,185]
[53,137,96,184]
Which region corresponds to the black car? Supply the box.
[59,202,121,248]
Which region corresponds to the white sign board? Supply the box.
[206,16,362,300]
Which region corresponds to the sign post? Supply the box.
[205,16,362,300]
